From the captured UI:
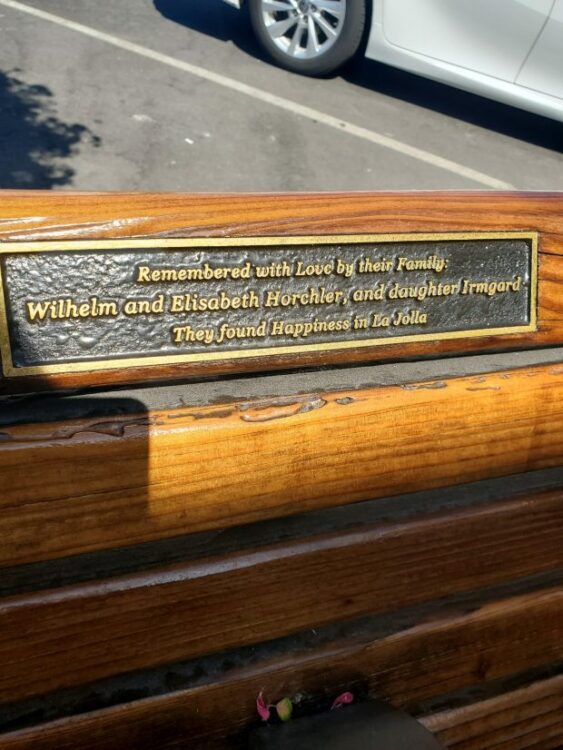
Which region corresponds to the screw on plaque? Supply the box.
[249,700,445,749]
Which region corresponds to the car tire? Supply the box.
[248,0,366,77]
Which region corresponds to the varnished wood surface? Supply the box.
[422,675,563,749]
[1,491,562,704]
[0,191,562,391]
[0,587,561,749]
[1,363,563,566]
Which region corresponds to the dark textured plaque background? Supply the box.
[1,237,533,372]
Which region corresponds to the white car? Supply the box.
[222,0,563,122]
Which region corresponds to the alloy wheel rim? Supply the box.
[261,0,346,60]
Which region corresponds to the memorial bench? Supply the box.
[0,191,562,749]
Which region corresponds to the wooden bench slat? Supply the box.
[1,192,562,245]
[0,587,561,749]
[1,192,562,392]
[1,363,563,567]
[422,675,563,749]
[1,490,562,703]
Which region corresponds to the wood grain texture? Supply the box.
[0,191,562,392]
[1,491,562,704]
[422,675,563,749]
[0,588,561,749]
[1,363,563,566]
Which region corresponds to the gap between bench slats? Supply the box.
[0,491,562,704]
[0,587,561,749]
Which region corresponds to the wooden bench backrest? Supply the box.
[1,192,562,749]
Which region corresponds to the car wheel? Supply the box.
[248,0,366,76]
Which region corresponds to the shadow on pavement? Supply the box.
[154,0,562,154]
[0,68,101,189]
[154,0,267,61]
[343,56,563,154]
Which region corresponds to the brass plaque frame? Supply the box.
[0,231,538,377]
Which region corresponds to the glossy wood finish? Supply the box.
[1,491,562,704]
[1,191,562,747]
[2,362,563,567]
[422,675,563,749]
[0,191,562,392]
[0,587,561,749]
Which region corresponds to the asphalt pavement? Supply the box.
[0,0,561,192]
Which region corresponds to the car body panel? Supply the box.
[381,0,552,81]
[222,0,563,120]
[365,18,563,121]
[517,0,563,98]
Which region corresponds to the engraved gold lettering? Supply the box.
[123,295,165,315]
[294,260,334,277]
[353,317,368,330]
[352,284,385,302]
[461,276,522,296]
[25,300,51,321]
[4,233,534,379]
[254,261,292,278]
[335,258,355,278]
[216,321,267,344]
[388,281,459,301]
[264,287,345,308]
[137,262,252,283]
[371,313,391,328]
[393,309,428,326]
[169,291,260,313]
[358,257,393,273]
[270,317,350,338]
[396,255,447,273]
[26,297,118,322]
[172,325,215,344]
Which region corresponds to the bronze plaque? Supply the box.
[0,232,537,377]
